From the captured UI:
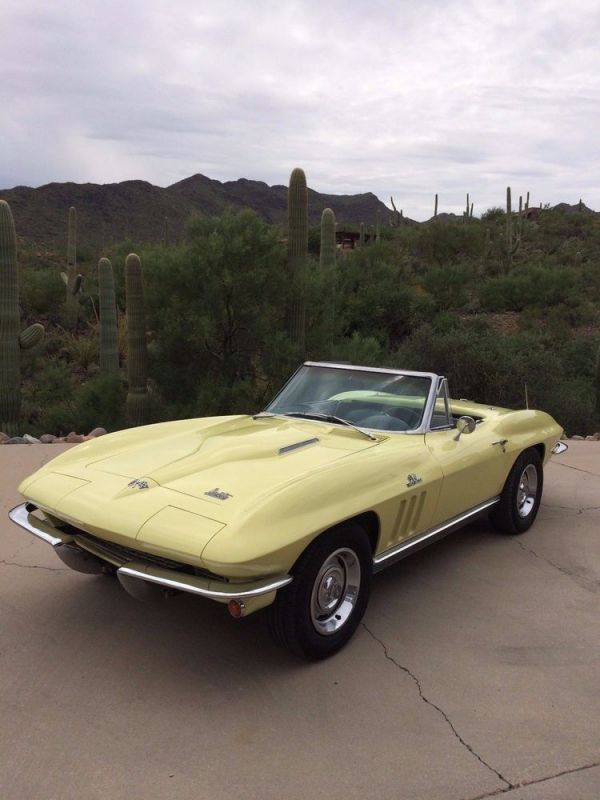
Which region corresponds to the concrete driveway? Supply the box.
[1,442,598,800]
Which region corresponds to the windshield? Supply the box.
[265,365,432,432]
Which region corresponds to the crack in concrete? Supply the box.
[515,541,599,593]
[552,461,600,478]
[542,503,600,513]
[361,623,512,789]
[466,759,600,800]
[0,558,68,573]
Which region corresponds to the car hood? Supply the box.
[47,415,382,524]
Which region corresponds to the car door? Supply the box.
[425,380,513,525]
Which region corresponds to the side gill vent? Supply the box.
[278,437,320,456]
[392,491,427,541]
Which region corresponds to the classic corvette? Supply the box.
[10,362,566,659]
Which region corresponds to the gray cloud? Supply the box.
[2,0,599,219]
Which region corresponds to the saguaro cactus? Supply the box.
[125,253,149,425]
[359,222,365,247]
[320,208,336,268]
[375,210,381,243]
[434,194,438,218]
[390,197,402,227]
[505,186,520,270]
[0,200,44,434]
[98,257,119,374]
[286,168,308,351]
[61,206,80,327]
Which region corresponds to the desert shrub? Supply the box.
[141,210,290,415]
[22,369,126,437]
[423,263,477,310]
[408,221,486,266]
[479,265,582,312]
[337,249,423,348]
[393,323,598,433]
[20,267,65,319]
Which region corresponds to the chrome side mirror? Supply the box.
[453,416,476,442]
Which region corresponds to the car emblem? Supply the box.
[128,479,150,490]
[205,488,233,501]
[406,473,423,488]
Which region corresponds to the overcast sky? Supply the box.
[2,0,599,219]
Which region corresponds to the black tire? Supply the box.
[490,448,544,535]
[267,523,372,660]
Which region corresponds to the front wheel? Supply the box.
[267,523,372,660]
[490,448,544,535]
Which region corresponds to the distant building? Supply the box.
[335,230,373,250]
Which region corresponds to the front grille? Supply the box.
[60,523,224,581]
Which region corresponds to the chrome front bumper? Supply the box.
[8,503,292,605]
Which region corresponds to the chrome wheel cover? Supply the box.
[517,464,538,518]
[310,548,361,635]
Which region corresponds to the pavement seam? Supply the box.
[465,759,600,800]
[361,622,513,790]
[0,558,69,573]
[514,541,599,593]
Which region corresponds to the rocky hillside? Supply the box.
[1,174,392,250]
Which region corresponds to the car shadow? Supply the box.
[18,517,503,684]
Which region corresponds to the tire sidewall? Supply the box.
[289,524,372,659]
[506,449,544,533]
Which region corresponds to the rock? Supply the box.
[65,432,85,443]
[585,435,599,441]
[592,432,600,441]
[22,434,41,444]
[87,427,107,438]
[6,436,26,444]
[40,434,57,443]
[571,435,584,440]
[0,432,10,444]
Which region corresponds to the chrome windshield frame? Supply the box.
[263,361,442,435]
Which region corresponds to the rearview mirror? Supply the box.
[453,416,476,442]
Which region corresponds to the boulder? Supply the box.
[87,427,107,438]
[40,434,57,443]
[65,432,85,443]
[23,434,41,444]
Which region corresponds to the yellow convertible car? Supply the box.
[10,362,566,660]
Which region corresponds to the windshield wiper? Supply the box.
[282,411,378,441]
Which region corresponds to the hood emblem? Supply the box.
[406,474,423,488]
[128,479,150,490]
[205,488,233,501]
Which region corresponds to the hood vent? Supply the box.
[278,437,319,456]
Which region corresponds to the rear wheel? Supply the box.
[268,523,372,660]
[490,448,543,535]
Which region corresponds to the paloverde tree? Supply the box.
[142,210,288,414]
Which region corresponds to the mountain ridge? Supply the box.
[0,173,394,250]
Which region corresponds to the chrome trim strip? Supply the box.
[552,441,568,455]
[117,564,292,600]
[303,361,438,380]
[278,437,319,455]
[8,503,72,547]
[372,497,500,572]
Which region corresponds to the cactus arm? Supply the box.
[19,323,44,350]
